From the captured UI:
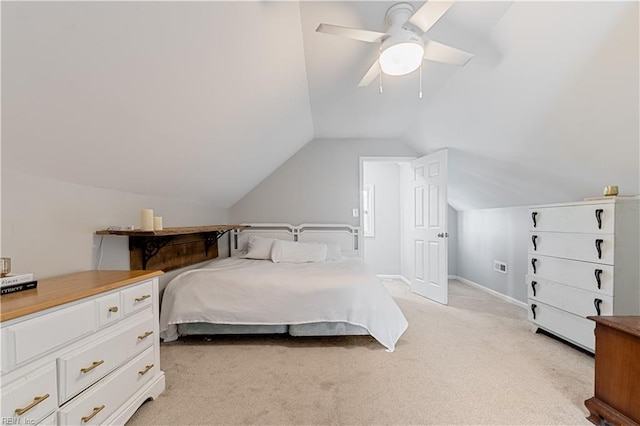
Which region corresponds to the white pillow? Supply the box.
[271,240,328,263]
[303,242,343,261]
[242,235,275,260]
[325,243,343,261]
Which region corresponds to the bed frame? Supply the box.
[177,223,368,338]
[229,223,362,258]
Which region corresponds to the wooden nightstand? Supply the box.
[584,316,640,426]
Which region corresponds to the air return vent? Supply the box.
[494,261,507,274]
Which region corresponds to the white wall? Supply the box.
[447,205,458,277]
[2,171,229,289]
[230,138,418,225]
[399,163,412,282]
[363,161,401,275]
[456,206,529,303]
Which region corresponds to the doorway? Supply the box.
[360,150,450,305]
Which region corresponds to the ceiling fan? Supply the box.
[316,1,473,88]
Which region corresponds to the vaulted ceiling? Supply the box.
[2,1,638,211]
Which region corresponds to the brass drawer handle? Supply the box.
[137,331,153,340]
[80,360,104,374]
[108,306,119,313]
[15,393,50,416]
[81,405,105,423]
[134,294,151,303]
[138,363,154,376]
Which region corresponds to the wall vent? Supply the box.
[494,260,507,274]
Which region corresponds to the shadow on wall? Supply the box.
[447,148,589,211]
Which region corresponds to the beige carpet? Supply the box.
[127,279,594,425]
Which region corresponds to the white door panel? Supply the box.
[415,240,425,281]
[410,150,448,304]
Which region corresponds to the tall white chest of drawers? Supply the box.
[527,199,639,352]
[0,270,165,425]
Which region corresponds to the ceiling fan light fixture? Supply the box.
[379,41,424,76]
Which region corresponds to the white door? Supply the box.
[409,150,448,304]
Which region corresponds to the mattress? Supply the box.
[160,256,408,351]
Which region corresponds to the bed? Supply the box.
[159,223,408,351]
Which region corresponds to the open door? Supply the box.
[409,150,448,304]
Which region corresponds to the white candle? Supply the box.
[153,216,163,231]
[140,209,154,231]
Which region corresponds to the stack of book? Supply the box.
[1,273,38,295]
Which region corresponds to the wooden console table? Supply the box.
[585,316,640,426]
[96,225,247,271]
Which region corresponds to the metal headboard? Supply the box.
[230,223,361,258]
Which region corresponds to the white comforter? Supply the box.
[160,257,408,352]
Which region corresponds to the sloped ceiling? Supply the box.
[2,1,638,210]
[2,1,314,206]
[403,1,639,210]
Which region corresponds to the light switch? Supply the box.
[352,208,359,217]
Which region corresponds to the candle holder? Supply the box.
[1,257,11,277]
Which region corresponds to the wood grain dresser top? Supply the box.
[589,316,640,337]
[0,270,163,322]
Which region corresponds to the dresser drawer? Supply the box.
[529,204,614,233]
[121,281,153,316]
[57,312,154,404]
[119,312,155,358]
[95,292,122,329]
[1,363,58,425]
[57,347,156,426]
[529,301,595,351]
[526,255,613,296]
[2,301,95,370]
[529,232,614,265]
[39,412,58,425]
[527,277,612,318]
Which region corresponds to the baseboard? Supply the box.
[451,275,527,309]
[377,275,411,286]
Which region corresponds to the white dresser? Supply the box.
[0,270,165,425]
[527,198,639,352]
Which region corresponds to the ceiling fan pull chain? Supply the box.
[379,62,383,94]
[419,62,423,99]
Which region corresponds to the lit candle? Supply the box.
[140,209,154,231]
[153,216,163,231]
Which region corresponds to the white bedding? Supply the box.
[160,257,408,352]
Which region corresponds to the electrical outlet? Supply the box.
[352,208,359,218]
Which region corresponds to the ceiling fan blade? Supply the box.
[423,40,474,66]
[316,23,386,43]
[357,60,381,87]
[408,1,454,34]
